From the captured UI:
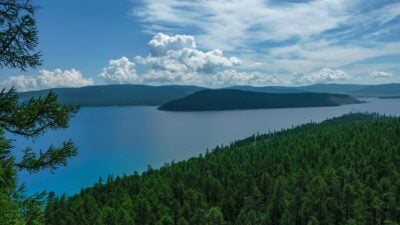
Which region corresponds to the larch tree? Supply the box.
[0,1,78,224]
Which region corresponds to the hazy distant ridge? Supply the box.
[18,85,205,107]
[18,83,400,107]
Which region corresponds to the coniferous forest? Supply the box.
[44,113,400,225]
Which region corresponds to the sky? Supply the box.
[1,0,400,91]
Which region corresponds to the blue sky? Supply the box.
[1,0,399,91]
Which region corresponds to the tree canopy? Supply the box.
[44,113,400,225]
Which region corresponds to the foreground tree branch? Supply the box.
[0,0,41,70]
[0,88,78,138]
[16,140,77,173]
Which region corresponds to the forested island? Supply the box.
[158,89,361,111]
[44,113,400,225]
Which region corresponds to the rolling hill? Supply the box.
[158,89,361,111]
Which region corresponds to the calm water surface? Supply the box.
[14,98,400,195]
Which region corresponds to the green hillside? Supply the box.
[18,85,205,107]
[44,113,400,225]
[158,89,361,111]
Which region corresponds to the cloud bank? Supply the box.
[136,33,241,74]
[293,68,352,85]
[1,69,94,92]
[100,33,259,87]
[3,32,395,91]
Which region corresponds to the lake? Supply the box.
[14,98,400,195]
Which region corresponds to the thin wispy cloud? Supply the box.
[134,0,353,50]
[134,0,400,76]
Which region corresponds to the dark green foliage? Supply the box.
[1,2,77,223]
[158,89,361,111]
[1,89,78,138]
[0,130,24,225]
[0,88,78,173]
[17,141,77,173]
[44,113,400,225]
[0,0,41,70]
[18,85,205,107]
[0,88,78,224]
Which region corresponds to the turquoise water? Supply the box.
[14,98,400,195]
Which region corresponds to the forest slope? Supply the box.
[45,113,400,225]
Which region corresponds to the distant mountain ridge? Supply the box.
[228,85,303,93]
[18,83,400,107]
[158,89,361,111]
[18,85,205,107]
[349,83,400,97]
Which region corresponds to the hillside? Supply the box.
[297,83,368,93]
[231,83,400,97]
[44,113,400,225]
[18,85,205,107]
[350,83,400,97]
[158,89,361,111]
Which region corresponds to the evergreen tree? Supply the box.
[0,1,78,224]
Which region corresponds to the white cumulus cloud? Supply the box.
[100,33,246,86]
[369,71,393,79]
[1,69,94,92]
[293,68,352,85]
[148,33,197,56]
[99,57,139,84]
[136,33,241,74]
